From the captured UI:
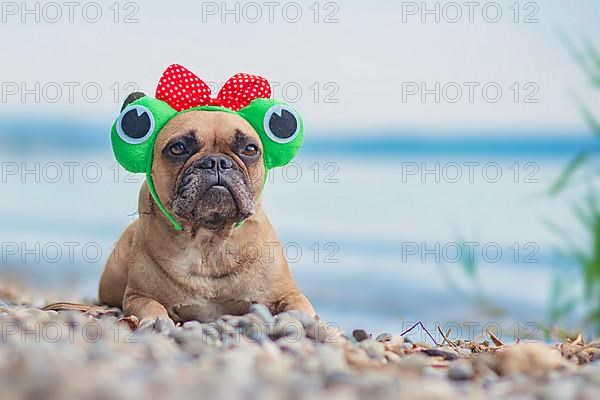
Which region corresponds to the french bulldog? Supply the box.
[99,97,315,328]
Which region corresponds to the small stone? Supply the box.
[579,363,600,385]
[155,317,175,333]
[352,329,370,342]
[422,348,459,360]
[250,303,275,325]
[456,347,472,357]
[325,371,356,385]
[423,366,446,378]
[376,332,392,342]
[270,315,305,339]
[384,336,406,355]
[58,309,90,325]
[182,320,202,330]
[448,362,475,380]
[495,343,564,376]
[179,337,212,356]
[278,310,316,329]
[276,336,310,356]
[359,339,386,360]
[384,350,402,363]
[261,340,282,359]
[307,321,342,343]
[137,316,175,334]
[202,322,221,339]
[243,321,268,343]
[215,320,237,335]
[14,307,49,321]
[222,316,243,328]
[394,353,431,372]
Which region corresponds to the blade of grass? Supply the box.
[549,150,591,195]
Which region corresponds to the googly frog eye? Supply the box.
[263,104,300,144]
[116,105,155,144]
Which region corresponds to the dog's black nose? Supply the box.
[198,154,234,170]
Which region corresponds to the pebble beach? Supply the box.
[2,283,600,400]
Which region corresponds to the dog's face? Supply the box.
[150,111,266,231]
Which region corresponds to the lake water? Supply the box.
[0,138,596,342]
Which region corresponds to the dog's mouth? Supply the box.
[171,155,256,229]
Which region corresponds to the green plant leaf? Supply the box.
[549,151,591,195]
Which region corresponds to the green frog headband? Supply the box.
[111,64,304,231]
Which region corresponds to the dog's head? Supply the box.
[152,110,264,230]
[111,81,303,232]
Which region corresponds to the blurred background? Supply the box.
[1,0,600,342]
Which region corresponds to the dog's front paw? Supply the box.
[138,316,176,334]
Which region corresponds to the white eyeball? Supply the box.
[116,105,155,144]
[263,104,300,144]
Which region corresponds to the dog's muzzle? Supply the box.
[171,154,256,227]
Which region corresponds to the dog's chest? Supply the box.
[168,241,263,295]
[167,245,266,322]
[171,245,205,273]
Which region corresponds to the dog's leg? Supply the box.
[272,291,317,318]
[99,223,137,307]
[124,294,175,332]
[99,257,128,307]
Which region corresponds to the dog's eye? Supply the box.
[241,144,259,157]
[169,142,187,156]
[116,105,155,144]
[263,104,300,144]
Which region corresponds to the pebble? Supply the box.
[376,332,392,342]
[384,351,401,363]
[423,366,446,378]
[276,336,310,356]
[352,329,370,342]
[307,321,342,343]
[182,320,201,330]
[249,303,275,325]
[13,307,49,321]
[383,336,406,355]
[495,343,564,376]
[215,320,237,335]
[579,363,600,385]
[271,315,305,339]
[1,294,599,400]
[455,348,472,357]
[448,362,475,380]
[359,339,386,360]
[422,348,459,361]
[279,310,316,329]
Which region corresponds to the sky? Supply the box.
[0,0,599,136]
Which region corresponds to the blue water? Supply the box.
[1,121,597,341]
[1,117,598,156]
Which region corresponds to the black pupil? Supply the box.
[268,109,297,139]
[121,108,151,139]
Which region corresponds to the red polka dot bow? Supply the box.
[155,64,272,112]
